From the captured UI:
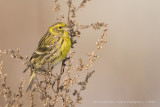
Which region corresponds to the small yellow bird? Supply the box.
[25,22,71,91]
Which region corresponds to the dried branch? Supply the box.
[76,0,91,11]
[0,0,108,107]
[53,0,60,12]
[67,0,72,24]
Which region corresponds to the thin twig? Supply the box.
[0,0,108,106]
[67,0,72,24]
[56,60,65,93]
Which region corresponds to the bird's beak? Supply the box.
[63,27,69,32]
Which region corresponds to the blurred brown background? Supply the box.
[0,0,160,107]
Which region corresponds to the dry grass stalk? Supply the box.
[0,0,108,107]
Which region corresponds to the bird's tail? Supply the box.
[26,71,35,92]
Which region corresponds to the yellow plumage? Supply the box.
[25,22,71,91]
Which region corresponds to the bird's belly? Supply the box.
[33,37,71,70]
[51,37,71,66]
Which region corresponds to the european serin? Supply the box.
[25,22,71,91]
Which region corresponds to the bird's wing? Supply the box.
[30,33,59,63]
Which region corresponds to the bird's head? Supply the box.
[48,22,69,36]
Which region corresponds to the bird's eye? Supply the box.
[59,26,62,29]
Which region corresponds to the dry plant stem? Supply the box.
[67,0,72,24]
[0,49,28,62]
[56,60,65,93]
[30,90,35,107]
[0,0,108,107]
[76,0,89,11]
[56,0,72,94]
[0,62,24,107]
